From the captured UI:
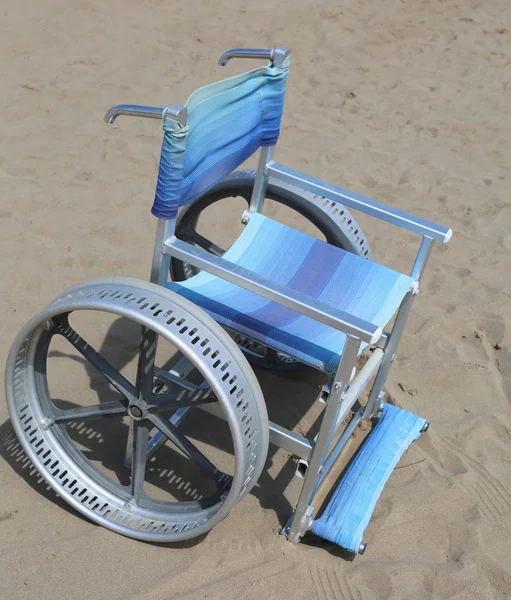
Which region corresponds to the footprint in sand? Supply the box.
[437,436,511,522]
[478,329,511,405]
[309,564,366,600]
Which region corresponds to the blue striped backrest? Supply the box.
[151,59,290,219]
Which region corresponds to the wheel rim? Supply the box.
[6,279,268,541]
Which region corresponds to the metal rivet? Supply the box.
[129,406,143,418]
[39,417,55,431]
[42,319,54,331]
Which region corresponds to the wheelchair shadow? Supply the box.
[0,418,210,549]
[250,366,326,523]
[0,419,80,515]
[1,316,327,544]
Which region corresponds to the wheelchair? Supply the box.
[5,47,452,554]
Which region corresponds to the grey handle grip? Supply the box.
[104,104,187,126]
[218,46,290,68]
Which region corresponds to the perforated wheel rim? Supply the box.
[5,278,268,542]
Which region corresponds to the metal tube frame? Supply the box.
[314,407,364,493]
[220,46,288,224]
[363,236,434,419]
[151,153,442,546]
[142,226,436,544]
[266,163,452,243]
[218,46,290,68]
[242,146,275,223]
[125,215,177,466]
[285,336,361,543]
[199,401,314,461]
[105,45,451,547]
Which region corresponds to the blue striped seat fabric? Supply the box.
[168,214,414,372]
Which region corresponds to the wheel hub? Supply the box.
[128,404,144,420]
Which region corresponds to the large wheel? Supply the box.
[5,278,268,542]
[171,169,372,371]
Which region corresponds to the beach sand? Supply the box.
[1,1,510,598]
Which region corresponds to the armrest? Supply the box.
[266,163,452,243]
[164,238,382,345]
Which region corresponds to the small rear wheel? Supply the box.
[5,278,268,542]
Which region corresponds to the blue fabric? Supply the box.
[152,61,289,219]
[311,404,426,553]
[168,214,415,372]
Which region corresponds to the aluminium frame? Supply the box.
[158,147,444,544]
[106,45,450,547]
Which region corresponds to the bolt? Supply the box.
[129,405,143,419]
[42,319,55,331]
[241,217,249,225]
[39,417,55,431]
[333,382,341,391]
[358,542,367,555]
[421,421,430,433]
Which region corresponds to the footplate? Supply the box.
[311,404,427,554]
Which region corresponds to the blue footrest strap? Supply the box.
[311,404,427,554]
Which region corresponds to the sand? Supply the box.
[1,0,511,598]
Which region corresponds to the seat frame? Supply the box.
[111,46,451,546]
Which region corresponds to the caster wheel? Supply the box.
[170,169,372,372]
[5,278,268,542]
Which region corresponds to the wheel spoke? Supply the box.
[124,327,159,470]
[153,366,199,392]
[147,388,217,412]
[53,400,127,423]
[130,421,150,499]
[8,276,270,541]
[148,412,228,487]
[135,327,158,397]
[146,407,190,460]
[55,319,137,404]
[188,230,226,256]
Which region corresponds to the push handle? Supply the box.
[218,46,290,68]
[103,103,188,220]
[104,104,187,126]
